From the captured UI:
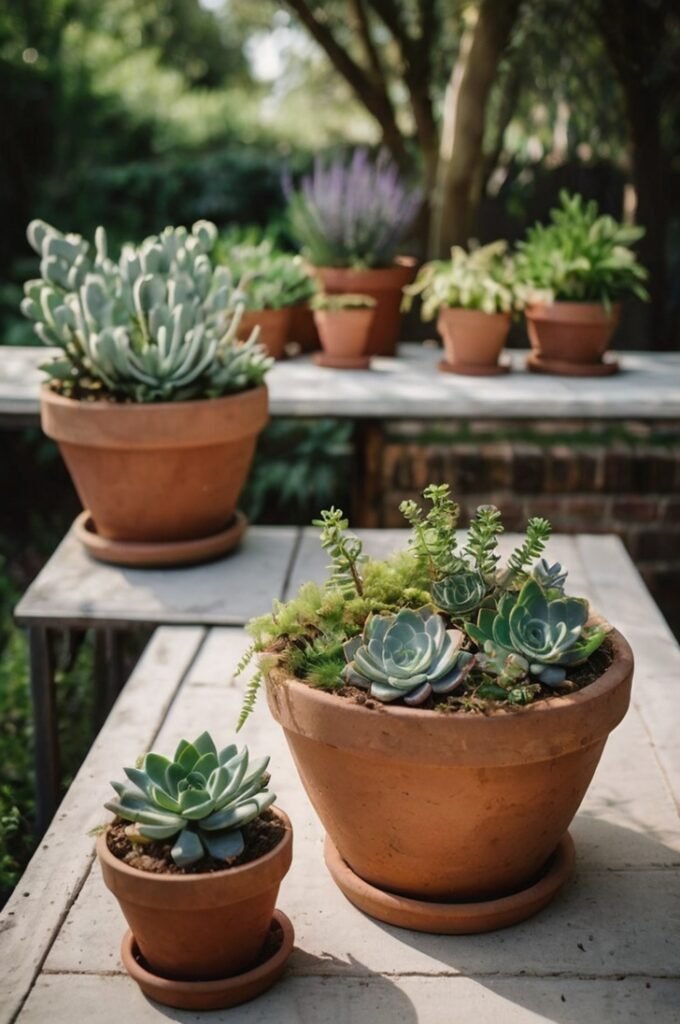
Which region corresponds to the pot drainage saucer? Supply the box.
[527,353,620,376]
[120,910,294,1010]
[74,509,248,568]
[324,833,575,934]
[313,352,372,370]
[438,359,510,376]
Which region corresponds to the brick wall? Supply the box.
[354,418,680,638]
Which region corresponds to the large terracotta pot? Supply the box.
[288,304,320,352]
[525,301,621,369]
[313,308,375,369]
[97,808,292,981]
[238,308,292,360]
[437,308,511,375]
[266,629,632,902]
[314,258,416,357]
[41,385,268,543]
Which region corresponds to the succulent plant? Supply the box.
[21,219,272,402]
[309,292,376,311]
[216,236,315,310]
[342,606,474,706]
[466,577,606,687]
[532,559,568,592]
[431,569,488,618]
[105,732,275,867]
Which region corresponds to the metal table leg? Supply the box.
[28,627,59,837]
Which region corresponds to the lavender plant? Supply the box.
[284,149,422,269]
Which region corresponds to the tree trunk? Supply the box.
[429,0,521,257]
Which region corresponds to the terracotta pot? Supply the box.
[238,308,293,360]
[313,309,375,360]
[525,301,621,366]
[288,304,320,352]
[266,628,632,902]
[97,808,293,982]
[314,258,416,356]
[437,308,511,373]
[41,385,268,544]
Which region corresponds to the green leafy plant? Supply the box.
[21,219,272,402]
[309,292,376,311]
[516,191,649,304]
[105,732,275,867]
[402,242,534,319]
[216,235,315,310]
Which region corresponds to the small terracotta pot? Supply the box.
[314,258,416,357]
[525,301,621,367]
[41,385,268,544]
[266,628,632,903]
[288,304,320,352]
[437,308,511,373]
[238,308,293,360]
[97,808,293,982]
[313,309,375,363]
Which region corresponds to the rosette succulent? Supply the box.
[342,606,474,706]
[466,573,606,687]
[431,570,488,618]
[105,732,275,867]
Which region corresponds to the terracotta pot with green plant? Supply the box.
[237,486,633,935]
[97,732,294,1011]
[216,233,316,360]
[284,149,421,357]
[402,241,530,376]
[517,191,649,375]
[21,219,272,567]
[310,292,376,369]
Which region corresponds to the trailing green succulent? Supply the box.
[401,242,538,319]
[237,484,609,725]
[343,606,474,706]
[21,219,272,402]
[216,236,315,311]
[105,732,275,867]
[516,191,649,305]
[309,292,376,312]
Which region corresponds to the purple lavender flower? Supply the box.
[284,149,422,269]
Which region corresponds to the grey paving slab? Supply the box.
[5,345,680,423]
[14,526,300,628]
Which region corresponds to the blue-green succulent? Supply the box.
[431,569,488,617]
[342,606,474,706]
[105,732,275,867]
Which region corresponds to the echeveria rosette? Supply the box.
[466,578,606,688]
[105,732,275,867]
[431,569,488,619]
[532,559,568,593]
[342,606,474,706]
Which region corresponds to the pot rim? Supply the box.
[96,805,292,886]
[437,307,512,322]
[39,381,267,414]
[525,300,622,320]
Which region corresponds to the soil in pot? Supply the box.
[525,301,621,375]
[238,308,293,360]
[315,259,416,357]
[312,308,375,370]
[437,308,511,376]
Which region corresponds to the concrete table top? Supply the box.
[3,344,680,423]
[2,530,679,1023]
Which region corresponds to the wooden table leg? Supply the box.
[352,419,386,527]
[94,629,123,728]
[28,627,59,837]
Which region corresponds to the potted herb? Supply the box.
[516,191,648,375]
[309,292,377,369]
[284,149,421,357]
[21,219,271,567]
[402,241,531,375]
[217,236,316,359]
[97,732,293,1010]
[237,486,633,934]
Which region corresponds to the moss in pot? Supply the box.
[236,487,633,934]
[97,732,294,1010]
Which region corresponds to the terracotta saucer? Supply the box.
[74,509,248,568]
[526,353,620,376]
[313,352,372,370]
[120,910,294,1010]
[437,359,510,376]
[324,833,575,934]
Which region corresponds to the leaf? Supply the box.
[200,828,245,861]
[171,828,205,868]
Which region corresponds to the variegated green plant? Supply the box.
[105,733,275,867]
[21,219,272,402]
[343,606,474,706]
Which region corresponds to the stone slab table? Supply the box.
[2,531,679,1023]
